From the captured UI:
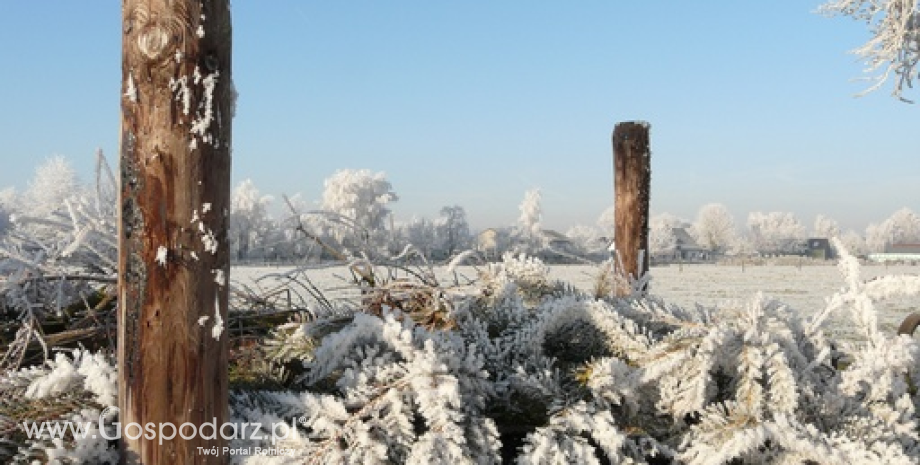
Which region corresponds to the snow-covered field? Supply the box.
[231,262,920,341]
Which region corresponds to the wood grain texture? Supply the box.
[612,122,651,297]
[119,1,232,463]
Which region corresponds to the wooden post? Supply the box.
[119,1,232,463]
[612,122,651,296]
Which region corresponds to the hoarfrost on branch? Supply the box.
[820,0,920,101]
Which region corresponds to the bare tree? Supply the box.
[119,0,232,462]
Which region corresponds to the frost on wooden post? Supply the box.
[124,73,137,103]
[197,315,210,326]
[189,66,220,149]
[211,295,224,341]
[168,75,192,116]
[155,245,168,267]
[199,223,218,254]
[212,268,225,286]
[119,0,231,462]
[191,208,219,255]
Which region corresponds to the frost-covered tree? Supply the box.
[405,216,438,259]
[435,205,472,258]
[731,233,758,257]
[517,188,542,240]
[820,0,920,101]
[0,187,16,237]
[813,214,841,238]
[649,213,682,259]
[865,207,920,251]
[565,224,605,256]
[230,179,274,261]
[691,203,736,253]
[866,222,888,253]
[597,205,615,239]
[747,211,807,255]
[839,229,869,256]
[320,169,398,249]
[23,156,81,218]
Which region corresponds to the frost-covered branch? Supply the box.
[820,0,920,102]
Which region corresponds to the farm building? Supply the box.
[673,227,711,262]
[806,238,835,260]
[868,243,920,263]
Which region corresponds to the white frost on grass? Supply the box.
[23,350,118,407]
[155,245,168,267]
[212,295,224,341]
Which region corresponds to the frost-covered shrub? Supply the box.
[3,244,919,463]
[476,253,563,308]
[0,152,117,369]
[0,349,120,463]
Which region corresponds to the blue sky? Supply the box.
[0,2,916,232]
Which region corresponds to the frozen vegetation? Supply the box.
[0,156,919,463]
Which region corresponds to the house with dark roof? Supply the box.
[806,238,835,260]
[673,227,711,262]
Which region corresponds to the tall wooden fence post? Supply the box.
[612,121,651,296]
[119,1,232,463]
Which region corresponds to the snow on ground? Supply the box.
[231,262,920,341]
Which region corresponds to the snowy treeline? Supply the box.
[2,156,919,271]
[3,157,919,270]
[647,203,920,261]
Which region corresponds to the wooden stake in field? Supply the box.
[119,1,232,463]
[612,121,651,296]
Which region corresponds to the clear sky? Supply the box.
[0,2,916,233]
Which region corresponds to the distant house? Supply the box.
[541,230,576,253]
[806,238,835,260]
[673,227,710,262]
[869,243,920,263]
[537,229,580,263]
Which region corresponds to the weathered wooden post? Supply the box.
[119,1,232,463]
[898,313,920,337]
[612,122,651,296]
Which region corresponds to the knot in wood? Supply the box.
[126,4,192,65]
